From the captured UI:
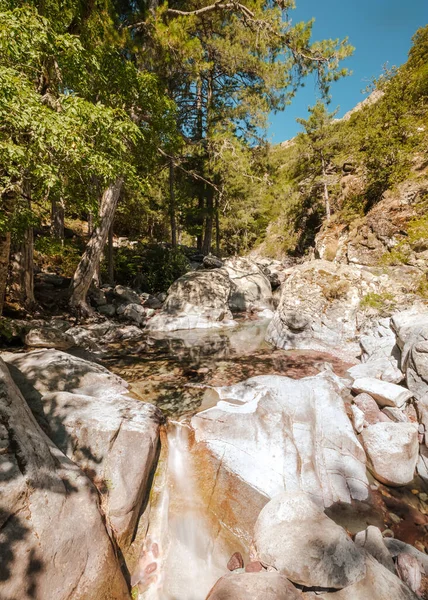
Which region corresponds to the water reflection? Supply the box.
[102,318,353,418]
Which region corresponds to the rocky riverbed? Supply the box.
[2,255,428,599]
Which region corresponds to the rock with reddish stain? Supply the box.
[396,553,422,596]
[145,562,158,575]
[228,552,244,571]
[245,561,264,573]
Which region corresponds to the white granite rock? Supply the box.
[352,377,413,408]
[361,422,419,486]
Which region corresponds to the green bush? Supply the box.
[34,236,83,277]
[360,291,396,312]
[114,244,190,293]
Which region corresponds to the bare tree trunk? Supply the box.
[0,231,11,316]
[321,156,331,220]
[51,199,65,241]
[88,211,94,236]
[107,223,114,285]
[196,195,204,252]
[70,179,123,316]
[215,195,220,256]
[202,186,214,255]
[9,194,34,311]
[169,159,177,248]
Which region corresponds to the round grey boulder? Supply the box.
[253,492,366,589]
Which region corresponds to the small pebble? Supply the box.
[415,541,426,553]
[411,489,420,495]
[389,512,401,524]
[370,484,378,491]
[420,493,428,502]
[382,529,395,538]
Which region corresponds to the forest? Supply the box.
[0,0,427,319]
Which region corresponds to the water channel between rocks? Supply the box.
[102,317,428,599]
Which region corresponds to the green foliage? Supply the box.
[360,292,396,312]
[256,24,428,257]
[113,244,190,293]
[34,236,83,277]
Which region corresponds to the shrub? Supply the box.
[360,291,396,312]
[114,244,190,293]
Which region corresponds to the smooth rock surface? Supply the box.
[223,257,272,312]
[2,349,160,551]
[2,349,128,400]
[0,358,130,600]
[352,377,413,408]
[37,390,162,550]
[354,526,395,573]
[396,553,422,595]
[361,422,419,486]
[206,572,303,600]
[146,270,235,331]
[303,555,418,600]
[192,372,369,508]
[253,492,366,589]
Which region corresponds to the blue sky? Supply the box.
[268,0,428,143]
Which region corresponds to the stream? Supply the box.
[102,316,428,599]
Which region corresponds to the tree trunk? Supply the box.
[107,223,114,285]
[0,231,11,316]
[321,156,331,220]
[9,194,34,311]
[51,199,65,240]
[70,179,123,316]
[169,159,177,248]
[215,195,220,256]
[88,211,94,236]
[202,186,214,255]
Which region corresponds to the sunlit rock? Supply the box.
[0,358,129,600]
[361,422,419,486]
[253,492,366,589]
[191,372,369,510]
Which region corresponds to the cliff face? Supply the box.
[315,177,428,275]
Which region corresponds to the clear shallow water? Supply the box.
[103,318,353,418]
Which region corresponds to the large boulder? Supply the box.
[3,349,162,552]
[303,555,418,600]
[25,326,75,350]
[0,358,130,600]
[361,422,419,486]
[191,372,369,509]
[265,261,367,357]
[222,257,272,312]
[206,572,303,599]
[2,348,128,399]
[146,270,235,331]
[253,492,366,589]
[391,310,428,400]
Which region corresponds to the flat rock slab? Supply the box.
[206,572,303,599]
[0,358,129,600]
[352,377,413,408]
[2,348,128,400]
[361,422,419,486]
[192,372,368,508]
[253,492,366,589]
